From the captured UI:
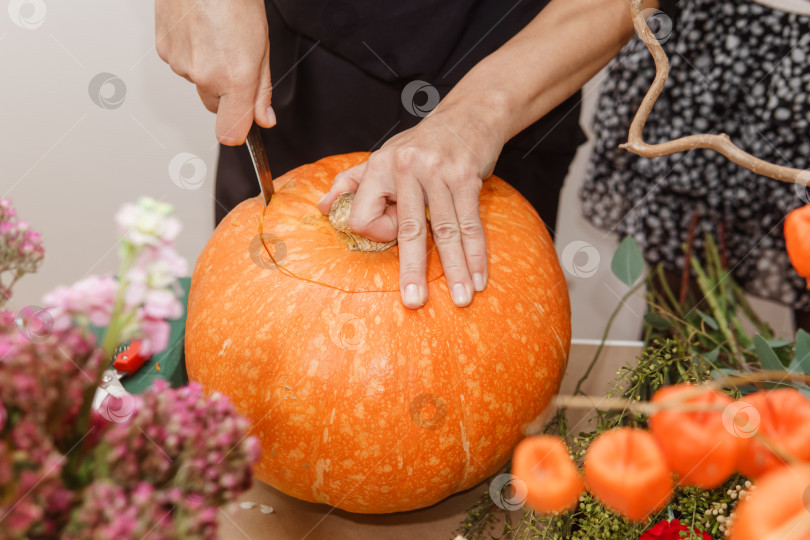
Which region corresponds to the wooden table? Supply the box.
[218,340,642,540]
[218,478,496,540]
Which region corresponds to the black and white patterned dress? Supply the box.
[582,0,810,310]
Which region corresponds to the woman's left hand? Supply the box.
[316,101,505,310]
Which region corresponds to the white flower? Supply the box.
[115,197,181,248]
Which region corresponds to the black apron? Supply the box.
[215,0,587,235]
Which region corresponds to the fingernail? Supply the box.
[451,283,469,307]
[266,106,277,127]
[403,284,421,308]
[317,193,328,206]
[472,273,486,292]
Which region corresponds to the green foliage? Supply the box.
[753,334,785,372]
[454,237,806,540]
[790,329,810,373]
[611,236,645,287]
[453,341,723,540]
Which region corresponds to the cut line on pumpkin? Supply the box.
[257,204,446,294]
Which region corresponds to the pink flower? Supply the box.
[125,246,187,306]
[40,286,75,332]
[42,275,118,331]
[143,289,183,320]
[1,199,45,307]
[0,338,15,360]
[0,198,262,539]
[139,318,171,356]
[4,500,42,535]
[138,244,188,279]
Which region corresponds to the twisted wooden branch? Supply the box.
[621,0,810,187]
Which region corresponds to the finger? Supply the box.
[452,180,488,292]
[425,185,474,307]
[253,42,276,129]
[395,174,429,309]
[317,162,366,214]
[215,88,257,145]
[348,162,398,243]
[167,61,193,84]
[196,88,220,114]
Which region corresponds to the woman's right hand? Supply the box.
[155,0,275,145]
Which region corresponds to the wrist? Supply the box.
[431,85,513,150]
[474,87,513,147]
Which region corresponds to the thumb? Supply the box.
[215,88,256,146]
[253,43,275,129]
[348,171,398,243]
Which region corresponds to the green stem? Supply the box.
[573,279,645,396]
[733,283,776,338]
[67,250,138,483]
[690,256,743,366]
[100,278,129,358]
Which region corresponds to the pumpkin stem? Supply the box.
[328,193,397,252]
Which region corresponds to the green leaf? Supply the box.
[696,310,719,331]
[611,236,645,287]
[746,339,792,351]
[790,329,810,374]
[754,334,785,372]
[702,348,721,365]
[644,313,671,330]
[710,367,741,378]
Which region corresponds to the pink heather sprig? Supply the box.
[62,481,220,540]
[0,199,260,540]
[0,320,103,540]
[1,317,258,539]
[0,198,44,307]
[103,381,261,507]
[0,319,102,447]
[62,481,174,540]
[0,426,76,539]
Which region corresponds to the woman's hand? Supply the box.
[317,98,507,309]
[155,0,275,145]
[317,0,651,310]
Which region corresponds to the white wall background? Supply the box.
[2,0,217,311]
[1,1,794,340]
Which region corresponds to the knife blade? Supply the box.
[245,123,274,207]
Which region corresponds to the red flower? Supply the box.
[639,519,712,540]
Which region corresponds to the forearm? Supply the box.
[434,0,659,145]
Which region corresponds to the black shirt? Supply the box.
[216,0,604,227]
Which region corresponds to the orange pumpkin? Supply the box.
[730,464,810,540]
[736,389,810,479]
[785,205,810,287]
[649,384,744,488]
[512,435,584,515]
[185,153,571,513]
[583,427,673,522]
